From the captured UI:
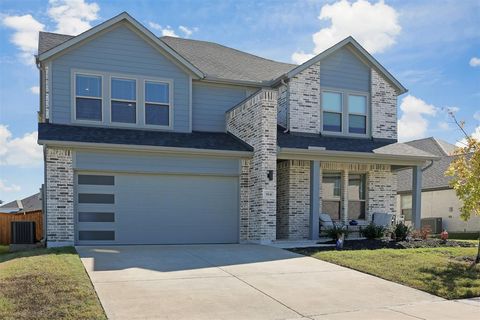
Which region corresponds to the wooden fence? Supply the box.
[0,210,43,245]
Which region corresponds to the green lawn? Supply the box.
[300,247,480,300]
[0,246,106,320]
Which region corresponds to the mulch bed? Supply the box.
[291,239,477,254]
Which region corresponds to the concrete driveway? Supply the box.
[77,244,479,320]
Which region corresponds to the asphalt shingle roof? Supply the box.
[37,31,296,83]
[396,138,457,192]
[277,128,397,153]
[38,123,253,152]
[0,193,42,213]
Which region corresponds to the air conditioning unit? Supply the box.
[421,217,442,234]
[11,221,36,244]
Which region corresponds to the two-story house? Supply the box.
[36,12,436,247]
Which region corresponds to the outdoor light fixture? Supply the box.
[267,170,274,181]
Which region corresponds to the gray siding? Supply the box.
[50,24,191,132]
[192,82,251,132]
[74,150,240,176]
[320,47,370,92]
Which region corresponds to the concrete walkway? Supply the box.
[77,244,479,320]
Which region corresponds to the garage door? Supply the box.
[75,173,239,245]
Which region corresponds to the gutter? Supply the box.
[38,139,253,158]
[278,147,440,165]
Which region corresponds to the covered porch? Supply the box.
[275,144,437,241]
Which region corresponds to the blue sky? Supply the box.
[0,0,479,203]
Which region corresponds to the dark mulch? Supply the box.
[291,239,477,254]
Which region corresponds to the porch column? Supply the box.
[412,165,422,229]
[343,170,349,224]
[310,160,320,240]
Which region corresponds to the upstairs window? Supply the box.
[348,95,367,134]
[111,78,136,124]
[145,81,170,127]
[322,91,342,132]
[75,74,102,121]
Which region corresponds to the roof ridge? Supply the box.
[160,36,296,67]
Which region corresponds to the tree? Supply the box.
[445,113,480,264]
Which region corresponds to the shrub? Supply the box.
[325,225,349,241]
[361,223,386,239]
[394,222,411,241]
[411,226,432,240]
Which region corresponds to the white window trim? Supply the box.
[347,94,368,135]
[321,90,343,134]
[320,87,370,138]
[143,78,174,129]
[110,76,139,126]
[71,69,175,131]
[72,71,104,124]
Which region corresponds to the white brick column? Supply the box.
[342,170,349,224]
[227,90,277,243]
[45,147,74,247]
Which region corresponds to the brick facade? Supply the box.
[45,147,75,247]
[288,62,321,134]
[367,164,397,221]
[371,68,398,140]
[276,160,311,240]
[226,90,278,242]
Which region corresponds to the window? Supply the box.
[145,81,170,126]
[348,95,367,134]
[322,92,342,132]
[401,194,412,221]
[348,174,366,220]
[111,78,136,124]
[75,74,102,121]
[322,173,342,221]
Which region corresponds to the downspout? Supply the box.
[280,78,289,133]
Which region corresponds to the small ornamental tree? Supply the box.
[445,113,480,264]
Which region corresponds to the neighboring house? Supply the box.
[36,12,437,247]
[0,192,42,214]
[396,137,480,233]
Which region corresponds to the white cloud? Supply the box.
[0,179,21,193]
[470,57,480,67]
[1,0,99,65]
[179,25,198,38]
[438,122,450,130]
[30,86,40,94]
[397,95,437,141]
[48,0,100,35]
[456,126,480,147]
[148,22,179,37]
[291,0,401,64]
[0,125,43,168]
[291,51,315,65]
[474,111,480,121]
[1,14,45,65]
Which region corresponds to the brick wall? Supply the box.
[367,164,397,220]
[371,68,398,140]
[45,147,74,247]
[288,62,321,134]
[276,160,311,240]
[226,90,278,242]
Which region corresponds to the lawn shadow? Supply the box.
[418,260,480,299]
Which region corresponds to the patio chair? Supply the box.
[319,213,335,237]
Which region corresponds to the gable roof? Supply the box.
[37,12,204,78]
[404,137,456,156]
[161,36,296,84]
[281,37,407,94]
[0,193,42,213]
[37,13,405,90]
[397,137,457,192]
